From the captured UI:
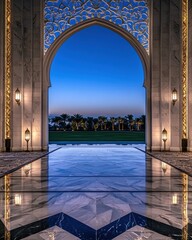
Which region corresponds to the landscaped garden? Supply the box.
[49,114,145,142]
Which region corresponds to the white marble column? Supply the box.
[170,0,182,151]
[31,0,44,151]
[12,0,23,151]
[151,0,162,150]
[150,1,161,150]
[160,0,171,151]
[11,0,43,151]
[151,0,182,151]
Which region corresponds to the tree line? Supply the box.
[49,114,145,132]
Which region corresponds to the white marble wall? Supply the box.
[160,0,171,150]
[11,0,43,151]
[151,0,182,151]
[169,0,182,151]
[12,0,23,151]
[151,0,162,150]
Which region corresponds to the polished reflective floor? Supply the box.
[0,145,192,240]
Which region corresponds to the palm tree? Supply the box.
[60,113,69,122]
[60,113,69,131]
[103,117,108,130]
[125,114,134,131]
[93,118,99,131]
[117,117,121,131]
[140,115,145,130]
[87,117,94,130]
[87,117,93,130]
[51,116,62,130]
[110,117,116,131]
[98,116,106,131]
[135,117,142,131]
[121,118,124,131]
[72,114,83,131]
[98,116,103,130]
[71,120,76,131]
[117,117,124,131]
[80,118,87,130]
[123,117,128,130]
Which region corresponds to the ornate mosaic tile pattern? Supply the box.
[44,0,149,53]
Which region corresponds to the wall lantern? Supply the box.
[172,193,178,205]
[15,88,21,105]
[162,128,167,151]
[14,194,22,206]
[161,162,167,174]
[25,128,30,151]
[172,88,177,105]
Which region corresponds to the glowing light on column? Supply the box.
[4,175,11,240]
[4,0,11,141]
[182,173,188,240]
[182,0,188,140]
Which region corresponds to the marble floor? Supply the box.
[0,144,192,239]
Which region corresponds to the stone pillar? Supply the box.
[0,0,5,151]
[160,0,171,151]
[32,0,44,151]
[151,0,162,150]
[12,0,23,151]
[151,0,182,151]
[11,0,43,151]
[170,0,182,151]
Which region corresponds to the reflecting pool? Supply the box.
[0,145,192,239]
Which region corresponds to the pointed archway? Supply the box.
[43,19,150,149]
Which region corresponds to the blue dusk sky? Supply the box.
[49,25,145,117]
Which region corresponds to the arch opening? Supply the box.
[43,19,150,149]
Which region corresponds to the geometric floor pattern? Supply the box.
[0,145,192,240]
[0,211,187,239]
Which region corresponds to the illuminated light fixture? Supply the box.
[25,128,30,151]
[161,162,167,174]
[23,164,31,177]
[172,88,177,105]
[15,88,21,105]
[14,194,22,206]
[162,128,167,151]
[172,193,178,205]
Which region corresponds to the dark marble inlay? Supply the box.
[97,212,136,240]
[1,212,191,240]
[0,213,95,240]
[134,213,183,240]
[9,213,62,240]
[0,220,6,240]
[57,214,96,240]
[97,212,188,240]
